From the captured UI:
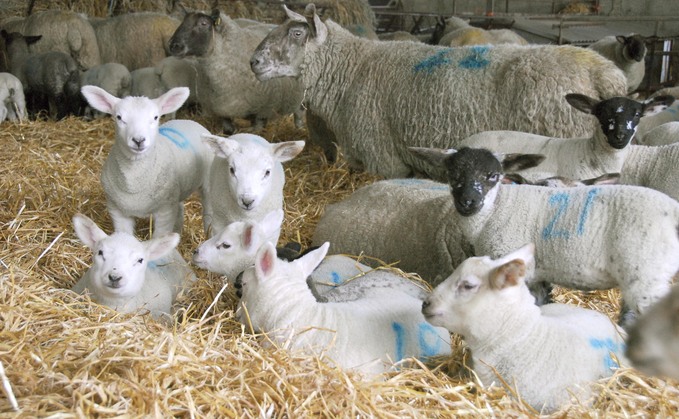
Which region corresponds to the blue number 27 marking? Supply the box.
[542,189,599,240]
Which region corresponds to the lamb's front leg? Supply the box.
[108,204,135,234]
[153,204,184,237]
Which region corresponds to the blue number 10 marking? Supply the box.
[542,189,599,240]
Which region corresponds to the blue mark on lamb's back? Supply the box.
[590,337,625,370]
[159,126,194,151]
[330,271,342,285]
[458,46,491,69]
[413,50,452,74]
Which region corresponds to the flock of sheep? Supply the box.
[4,2,679,414]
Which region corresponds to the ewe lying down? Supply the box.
[423,244,626,413]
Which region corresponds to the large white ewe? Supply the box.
[71,213,195,319]
[238,241,452,377]
[81,85,213,236]
[250,5,627,178]
[423,243,627,412]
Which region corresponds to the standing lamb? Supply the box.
[0,72,25,122]
[71,213,196,319]
[443,93,673,182]
[91,12,180,71]
[422,243,627,412]
[2,30,79,119]
[80,85,214,237]
[168,8,304,134]
[588,34,646,93]
[238,241,452,377]
[414,146,679,328]
[201,133,304,236]
[626,284,679,381]
[250,5,628,178]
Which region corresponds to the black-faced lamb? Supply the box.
[422,243,627,412]
[238,241,452,377]
[415,146,679,328]
[0,72,25,122]
[80,85,213,237]
[588,34,647,93]
[626,284,679,381]
[71,213,195,319]
[250,5,628,178]
[168,9,304,134]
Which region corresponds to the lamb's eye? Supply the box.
[116,115,122,121]
[229,166,236,176]
[154,115,159,121]
[461,281,476,291]
[137,258,144,264]
[97,250,104,257]
[264,169,271,178]
[488,173,499,182]
[218,243,231,250]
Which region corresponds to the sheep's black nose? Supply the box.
[132,137,145,147]
[422,300,430,310]
[108,273,122,283]
[250,56,260,68]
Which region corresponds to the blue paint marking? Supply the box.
[590,337,625,370]
[418,322,443,357]
[392,322,406,362]
[577,189,599,235]
[542,193,570,240]
[159,126,194,151]
[330,271,342,285]
[668,107,678,115]
[458,46,490,69]
[387,178,449,191]
[413,50,452,74]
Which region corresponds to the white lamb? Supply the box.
[0,72,25,122]
[250,5,627,178]
[423,243,627,412]
[415,146,679,328]
[202,133,304,236]
[71,213,196,319]
[442,93,673,182]
[238,241,452,377]
[626,284,679,381]
[588,34,646,93]
[619,142,679,203]
[81,85,214,236]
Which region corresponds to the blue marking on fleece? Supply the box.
[330,271,342,285]
[590,337,625,370]
[458,46,490,69]
[413,50,452,74]
[577,188,599,235]
[159,126,194,151]
[418,322,443,357]
[392,322,406,362]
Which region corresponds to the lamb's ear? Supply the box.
[500,153,545,172]
[308,4,327,45]
[565,93,599,115]
[296,241,329,278]
[643,95,675,116]
[241,222,264,252]
[24,35,42,46]
[254,242,278,280]
[490,258,527,290]
[502,172,530,185]
[155,87,189,116]
[581,172,620,186]
[260,209,284,239]
[145,233,180,261]
[498,243,535,267]
[408,146,457,169]
[81,85,119,115]
[284,5,307,23]
[273,141,305,162]
[72,213,108,249]
[202,134,239,158]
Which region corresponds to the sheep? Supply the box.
[437,16,528,47]
[1,30,79,119]
[71,213,196,319]
[422,243,627,412]
[414,146,679,328]
[80,85,214,237]
[503,172,620,188]
[201,133,304,236]
[155,56,199,107]
[377,31,420,43]
[91,12,180,71]
[0,72,25,122]
[20,10,101,70]
[64,62,131,118]
[444,93,673,183]
[237,241,452,377]
[636,121,679,146]
[588,34,646,93]
[626,284,679,381]
[129,66,166,99]
[250,5,628,178]
[618,142,679,203]
[168,8,305,134]
[635,99,679,145]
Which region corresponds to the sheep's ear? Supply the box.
[615,35,628,45]
[72,213,108,249]
[408,146,457,169]
[254,242,278,280]
[24,35,42,45]
[565,93,599,115]
[260,209,284,239]
[643,95,674,116]
[307,5,327,45]
[502,172,530,185]
[241,223,262,252]
[581,172,620,186]
[155,87,189,116]
[490,258,527,290]
[145,233,180,261]
[202,134,239,158]
[500,153,545,172]
[284,5,307,23]
[296,241,329,278]
[81,85,119,115]
[273,141,305,162]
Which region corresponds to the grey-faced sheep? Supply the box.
[626,284,679,381]
[201,133,304,236]
[588,34,646,93]
[71,213,195,319]
[81,85,214,237]
[0,72,25,122]
[168,9,304,134]
[423,243,627,412]
[238,241,452,377]
[1,30,79,119]
[415,146,679,329]
[444,93,673,183]
[250,5,628,178]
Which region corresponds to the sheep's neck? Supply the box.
[105,142,160,194]
[588,128,629,173]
